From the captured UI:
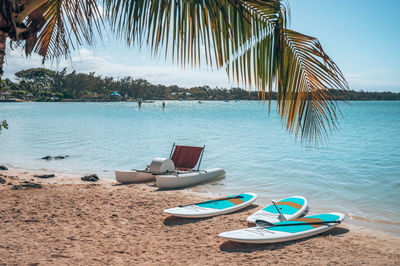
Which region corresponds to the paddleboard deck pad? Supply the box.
[219,212,345,244]
[164,193,257,218]
[247,196,308,224]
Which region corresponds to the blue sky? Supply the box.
[4,0,400,92]
[289,0,400,92]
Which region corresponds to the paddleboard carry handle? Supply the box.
[272,200,287,221]
[255,219,342,228]
[178,195,244,208]
[255,219,274,227]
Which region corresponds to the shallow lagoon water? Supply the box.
[0,101,399,233]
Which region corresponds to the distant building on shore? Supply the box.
[111,90,121,100]
[110,90,122,101]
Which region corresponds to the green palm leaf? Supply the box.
[280,29,348,143]
[17,0,102,62]
[103,0,269,68]
[226,2,348,143]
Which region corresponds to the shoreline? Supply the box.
[2,164,400,237]
[0,167,399,264]
[2,99,400,103]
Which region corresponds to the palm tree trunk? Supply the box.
[0,30,7,80]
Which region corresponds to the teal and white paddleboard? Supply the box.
[164,193,257,218]
[247,196,308,224]
[219,212,345,244]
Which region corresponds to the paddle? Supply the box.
[178,195,244,208]
[255,219,341,228]
[272,200,287,221]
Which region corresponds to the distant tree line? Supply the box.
[329,89,400,101]
[0,68,399,102]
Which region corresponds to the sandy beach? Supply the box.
[0,168,399,265]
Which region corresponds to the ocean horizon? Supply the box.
[1,100,399,234]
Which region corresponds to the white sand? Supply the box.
[0,168,399,265]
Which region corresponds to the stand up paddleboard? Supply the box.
[247,196,308,224]
[219,212,345,244]
[164,193,257,218]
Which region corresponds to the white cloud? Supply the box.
[4,44,399,92]
[3,45,233,88]
[77,48,93,57]
[345,68,400,91]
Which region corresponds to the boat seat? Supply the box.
[169,144,205,171]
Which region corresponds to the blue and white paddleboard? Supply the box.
[164,193,257,218]
[247,196,308,224]
[219,212,345,244]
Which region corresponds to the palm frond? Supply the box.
[22,0,102,62]
[212,1,349,144]
[280,29,348,143]
[103,0,279,69]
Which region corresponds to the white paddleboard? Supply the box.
[247,196,308,224]
[219,212,345,244]
[164,193,257,218]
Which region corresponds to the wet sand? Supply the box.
[0,168,399,265]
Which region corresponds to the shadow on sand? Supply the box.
[219,226,350,253]
[163,204,259,226]
[112,181,155,187]
[163,215,214,226]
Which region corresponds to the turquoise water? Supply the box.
[0,101,399,233]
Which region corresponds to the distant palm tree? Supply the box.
[0,0,348,143]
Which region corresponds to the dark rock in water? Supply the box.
[34,174,55,179]
[7,182,13,186]
[54,155,69,160]
[0,177,5,184]
[42,155,69,160]
[12,182,42,190]
[81,174,99,182]
[0,165,8,170]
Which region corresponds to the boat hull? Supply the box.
[115,170,154,183]
[156,168,225,189]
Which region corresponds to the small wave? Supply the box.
[349,214,400,226]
